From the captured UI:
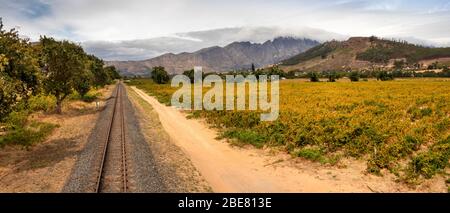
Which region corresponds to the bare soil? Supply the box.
[132,86,448,193]
[0,86,114,192]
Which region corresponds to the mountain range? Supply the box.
[107,37,319,75]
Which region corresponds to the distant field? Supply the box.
[128,78,450,182]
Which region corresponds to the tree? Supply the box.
[88,55,109,87]
[427,61,439,70]
[267,66,286,78]
[73,67,93,98]
[0,19,40,119]
[376,71,394,81]
[327,71,339,82]
[151,66,169,84]
[182,69,195,83]
[308,72,320,82]
[349,71,360,82]
[443,66,449,73]
[251,63,256,72]
[104,66,121,81]
[40,36,85,113]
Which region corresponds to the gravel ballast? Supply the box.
[63,84,167,192]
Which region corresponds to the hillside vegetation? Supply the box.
[281,37,450,72]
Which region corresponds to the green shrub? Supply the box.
[295,147,323,161]
[308,72,320,82]
[377,71,395,81]
[367,135,422,174]
[0,121,58,147]
[222,129,267,148]
[408,136,450,179]
[349,72,360,82]
[3,110,29,129]
[294,147,340,165]
[28,94,56,112]
[82,91,101,102]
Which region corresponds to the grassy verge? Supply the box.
[0,87,103,148]
[0,110,59,147]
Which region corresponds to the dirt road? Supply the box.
[132,86,439,193]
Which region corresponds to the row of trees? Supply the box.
[149,65,287,85]
[0,19,120,118]
[148,65,448,85]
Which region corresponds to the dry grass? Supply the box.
[0,85,114,192]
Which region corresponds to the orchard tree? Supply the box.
[73,66,93,98]
[0,19,40,119]
[182,69,196,83]
[151,66,169,84]
[40,36,85,113]
[349,71,360,82]
[88,55,109,87]
[104,66,121,81]
[327,71,340,82]
[308,72,320,82]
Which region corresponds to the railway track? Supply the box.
[94,83,129,193]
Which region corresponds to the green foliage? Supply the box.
[367,135,422,174]
[73,68,93,98]
[0,121,58,147]
[81,90,101,103]
[357,46,393,64]
[294,147,340,165]
[88,55,108,87]
[327,72,339,82]
[38,37,118,112]
[266,66,286,77]
[40,36,87,113]
[376,71,394,81]
[3,110,29,130]
[308,72,320,82]
[356,38,450,64]
[183,69,196,83]
[28,94,56,112]
[282,42,336,65]
[104,66,121,81]
[222,129,267,148]
[408,136,450,179]
[0,108,58,147]
[0,19,40,119]
[294,147,323,161]
[349,71,360,82]
[151,66,170,84]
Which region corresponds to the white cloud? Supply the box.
[83,26,346,60]
[1,0,449,60]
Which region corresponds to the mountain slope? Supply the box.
[281,37,450,72]
[107,37,319,75]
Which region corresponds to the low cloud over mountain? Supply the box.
[83,26,345,61]
[107,37,320,75]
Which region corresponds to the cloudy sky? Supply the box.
[1,0,450,60]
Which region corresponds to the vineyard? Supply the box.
[128,78,450,182]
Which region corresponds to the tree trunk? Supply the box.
[56,98,62,114]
